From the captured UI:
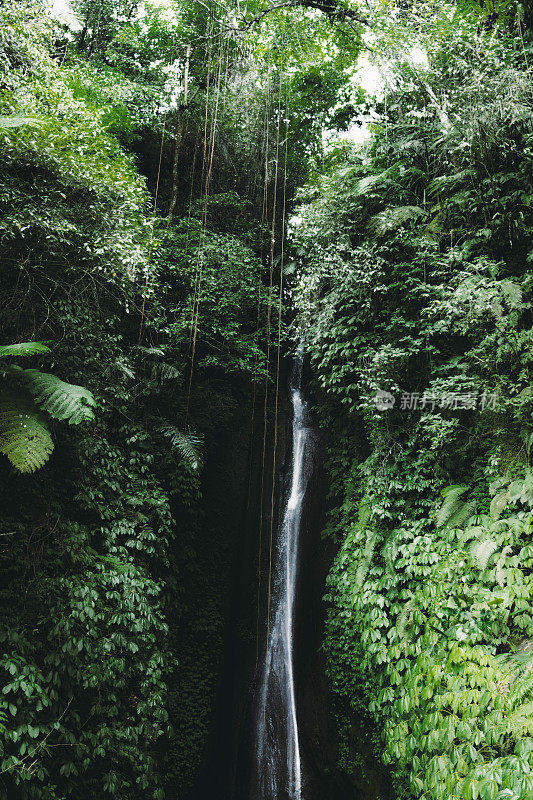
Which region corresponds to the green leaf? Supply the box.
[0,342,51,358]
[0,116,41,129]
[369,206,427,236]
[158,426,202,470]
[0,395,54,472]
[19,370,95,424]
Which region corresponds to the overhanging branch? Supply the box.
[205,0,370,31]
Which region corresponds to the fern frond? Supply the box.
[448,500,476,529]
[500,280,522,308]
[0,342,50,358]
[470,539,498,570]
[369,205,426,236]
[397,597,416,641]
[19,370,95,424]
[152,363,181,382]
[111,359,135,380]
[509,675,533,709]
[436,485,472,529]
[382,538,398,579]
[442,484,469,497]
[358,497,371,527]
[490,490,510,520]
[98,555,132,575]
[354,173,387,196]
[133,346,164,359]
[495,546,512,587]
[428,169,476,195]
[0,395,54,472]
[355,531,378,589]
[159,426,202,471]
[458,524,484,546]
[498,702,533,738]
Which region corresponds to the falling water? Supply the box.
[255,356,314,800]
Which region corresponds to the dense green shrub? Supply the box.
[294,6,533,797]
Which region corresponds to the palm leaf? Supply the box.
[0,395,54,472]
[19,370,95,424]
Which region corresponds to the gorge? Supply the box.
[0,1,532,799]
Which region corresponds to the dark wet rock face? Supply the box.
[189,358,391,800]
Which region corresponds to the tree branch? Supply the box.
[299,0,369,25]
[208,0,370,32]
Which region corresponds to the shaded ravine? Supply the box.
[193,355,392,800]
[254,355,315,799]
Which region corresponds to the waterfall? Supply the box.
[255,356,314,800]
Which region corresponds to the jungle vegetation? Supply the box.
[0,0,532,798]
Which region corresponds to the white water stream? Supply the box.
[255,360,314,799]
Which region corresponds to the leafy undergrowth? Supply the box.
[326,473,533,800]
[293,3,533,796]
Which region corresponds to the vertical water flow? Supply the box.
[255,356,314,800]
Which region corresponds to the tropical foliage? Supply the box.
[0,0,532,797]
[0,342,95,473]
[293,1,533,797]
